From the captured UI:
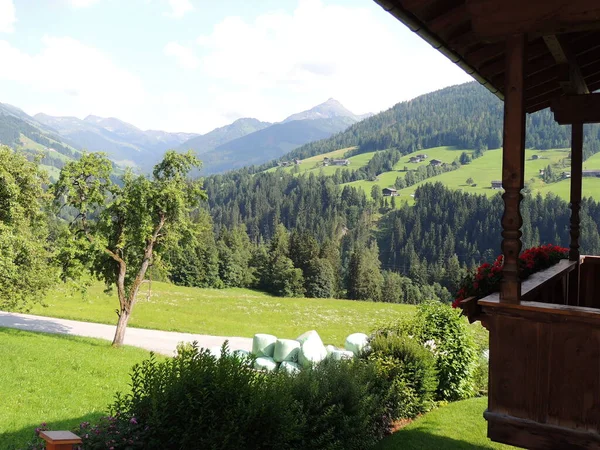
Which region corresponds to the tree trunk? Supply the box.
[112,308,131,347]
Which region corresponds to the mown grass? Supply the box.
[1,326,495,450]
[375,397,514,450]
[0,328,154,449]
[29,281,415,345]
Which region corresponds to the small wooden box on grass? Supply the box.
[39,430,82,450]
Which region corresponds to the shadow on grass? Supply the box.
[1,413,105,450]
[375,426,495,450]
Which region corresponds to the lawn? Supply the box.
[376,397,514,450]
[0,328,154,449]
[29,281,415,346]
[1,326,496,450]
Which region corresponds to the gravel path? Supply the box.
[0,311,252,356]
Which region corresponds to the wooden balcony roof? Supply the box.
[375,0,600,112]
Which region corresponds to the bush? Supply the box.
[473,352,489,396]
[375,301,478,401]
[112,343,300,450]
[288,358,398,450]
[412,301,477,401]
[363,334,437,419]
[101,343,396,450]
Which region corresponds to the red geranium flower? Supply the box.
[452,244,568,308]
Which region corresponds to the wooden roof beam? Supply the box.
[428,4,469,34]
[466,42,505,68]
[479,40,551,77]
[543,34,589,94]
[552,93,600,124]
[467,0,600,40]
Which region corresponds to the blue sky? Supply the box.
[0,0,472,133]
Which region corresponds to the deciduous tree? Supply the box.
[53,151,204,346]
[0,146,56,311]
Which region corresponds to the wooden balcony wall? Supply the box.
[580,255,600,308]
[476,257,600,450]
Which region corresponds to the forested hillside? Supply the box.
[279,82,600,163]
[202,167,600,300]
[0,105,82,174]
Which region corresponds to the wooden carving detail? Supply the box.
[500,34,527,304]
[570,123,583,262]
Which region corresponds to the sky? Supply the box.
[0,0,472,134]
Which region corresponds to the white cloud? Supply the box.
[69,0,101,7]
[0,0,16,33]
[165,0,193,18]
[0,36,146,121]
[164,42,199,69]
[196,0,471,121]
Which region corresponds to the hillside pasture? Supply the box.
[584,151,600,169]
[270,146,380,177]
[346,147,575,203]
[30,281,414,346]
[344,146,476,203]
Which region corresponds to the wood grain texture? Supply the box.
[579,256,600,308]
[500,34,526,304]
[552,93,600,124]
[467,0,600,39]
[484,300,600,448]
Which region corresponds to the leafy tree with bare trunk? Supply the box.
[53,151,205,346]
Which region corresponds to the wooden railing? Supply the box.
[468,256,600,449]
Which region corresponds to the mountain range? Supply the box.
[0,97,367,176]
[34,113,199,172]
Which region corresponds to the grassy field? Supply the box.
[376,397,514,450]
[0,328,154,449]
[345,147,582,204]
[584,151,600,169]
[269,146,380,177]
[266,144,599,202]
[29,281,414,346]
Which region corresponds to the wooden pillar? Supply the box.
[569,123,583,261]
[568,122,583,305]
[500,34,527,304]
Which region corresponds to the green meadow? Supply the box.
[30,281,414,346]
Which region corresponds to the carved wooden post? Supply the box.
[39,431,82,450]
[568,122,583,305]
[500,34,527,304]
[569,123,583,261]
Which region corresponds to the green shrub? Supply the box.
[104,342,396,450]
[473,353,489,396]
[375,301,478,401]
[363,334,437,419]
[288,358,397,450]
[412,301,477,401]
[112,343,301,450]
